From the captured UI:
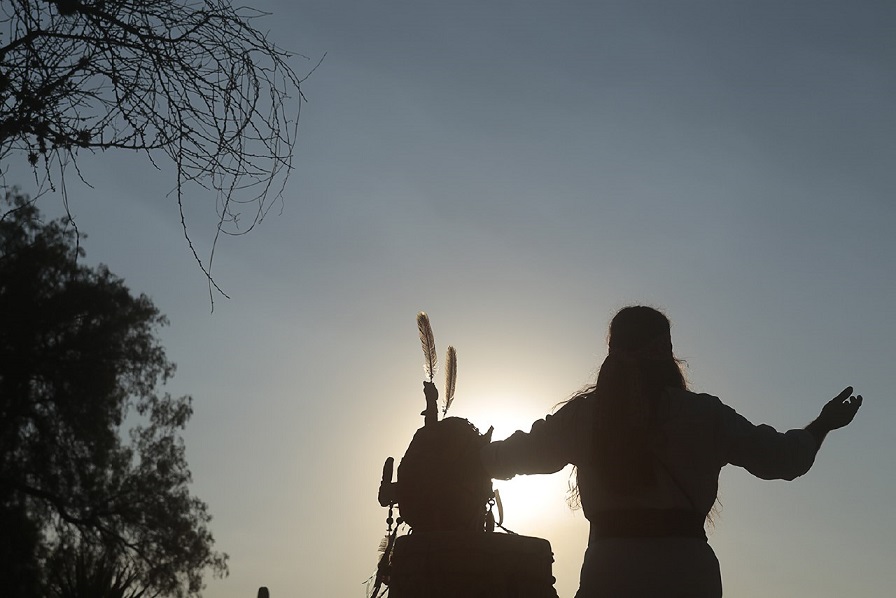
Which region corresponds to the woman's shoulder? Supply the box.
[665,386,721,402]
[552,392,598,417]
[662,387,727,416]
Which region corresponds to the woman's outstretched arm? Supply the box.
[480,397,592,480]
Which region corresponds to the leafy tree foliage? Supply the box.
[0,0,312,290]
[47,544,145,598]
[0,190,228,597]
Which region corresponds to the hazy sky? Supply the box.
[5,1,895,596]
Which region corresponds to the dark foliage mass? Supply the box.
[0,0,309,290]
[0,190,228,597]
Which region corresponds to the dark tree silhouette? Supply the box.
[46,544,145,598]
[0,189,228,597]
[0,0,312,293]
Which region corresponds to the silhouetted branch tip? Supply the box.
[1,0,318,296]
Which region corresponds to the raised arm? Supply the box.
[480,398,590,480]
[805,386,863,448]
[720,387,862,481]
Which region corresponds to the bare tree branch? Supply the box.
[1,0,313,298]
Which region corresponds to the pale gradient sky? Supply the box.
[5,1,895,597]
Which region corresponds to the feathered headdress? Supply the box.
[443,346,457,416]
[417,312,438,382]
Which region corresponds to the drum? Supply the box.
[388,531,558,598]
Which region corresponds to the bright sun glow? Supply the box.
[455,389,580,535]
[492,472,576,533]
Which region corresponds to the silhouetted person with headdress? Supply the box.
[480,306,862,597]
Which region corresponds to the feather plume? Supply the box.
[443,346,457,415]
[416,312,438,382]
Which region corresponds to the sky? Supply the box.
[4,1,896,596]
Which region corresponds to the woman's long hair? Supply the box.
[570,306,687,504]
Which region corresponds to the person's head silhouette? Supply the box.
[608,305,673,356]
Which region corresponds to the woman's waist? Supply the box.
[588,508,708,542]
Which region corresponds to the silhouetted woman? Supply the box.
[480,306,862,597]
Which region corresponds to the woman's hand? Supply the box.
[818,386,863,430]
[805,387,862,448]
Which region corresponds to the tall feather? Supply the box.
[416,312,438,382]
[443,346,457,415]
